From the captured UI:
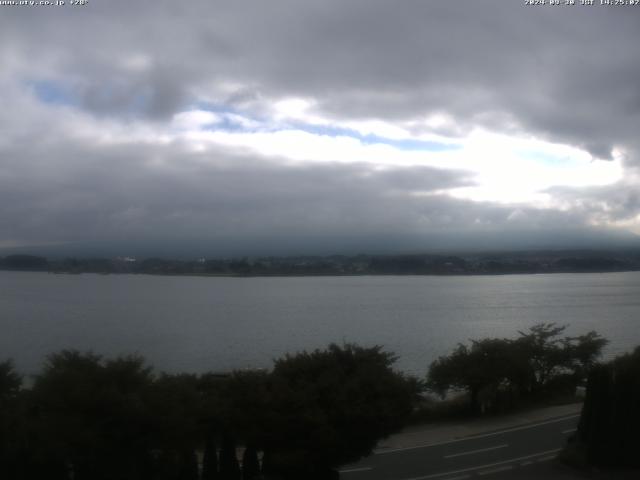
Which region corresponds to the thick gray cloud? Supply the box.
[548,180,640,224]
[0,117,627,255]
[1,1,639,254]
[3,1,638,155]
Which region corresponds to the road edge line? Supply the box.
[376,414,579,455]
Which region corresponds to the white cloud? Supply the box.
[172,110,221,130]
[159,111,625,208]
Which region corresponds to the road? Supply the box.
[339,413,579,480]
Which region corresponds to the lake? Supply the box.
[1,271,639,376]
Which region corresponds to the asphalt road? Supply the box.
[339,413,580,480]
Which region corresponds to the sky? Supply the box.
[1,0,640,256]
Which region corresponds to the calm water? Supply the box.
[1,271,639,376]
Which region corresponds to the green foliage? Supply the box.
[427,338,525,413]
[427,323,607,413]
[0,331,609,479]
[210,370,271,446]
[515,323,607,393]
[561,330,609,381]
[28,351,156,479]
[263,344,420,476]
[146,373,202,451]
[516,323,569,389]
[572,346,640,467]
[0,344,419,479]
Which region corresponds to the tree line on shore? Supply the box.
[1,323,635,479]
[3,251,640,276]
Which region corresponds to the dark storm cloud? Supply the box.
[1,1,639,252]
[2,0,639,158]
[0,136,473,246]
[0,100,610,254]
[0,86,476,247]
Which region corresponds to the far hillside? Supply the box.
[2,250,640,276]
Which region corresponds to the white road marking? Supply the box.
[562,428,577,434]
[339,466,373,473]
[400,448,561,480]
[377,414,579,455]
[478,465,513,475]
[443,444,508,459]
[442,475,470,480]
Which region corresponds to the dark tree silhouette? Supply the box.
[0,254,48,271]
[427,324,607,413]
[0,360,22,479]
[178,449,199,480]
[241,445,260,480]
[0,360,21,400]
[428,338,521,414]
[202,433,219,480]
[262,344,419,479]
[219,433,241,480]
[570,346,640,467]
[28,351,156,480]
[1,344,418,480]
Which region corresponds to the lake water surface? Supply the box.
[2,271,639,376]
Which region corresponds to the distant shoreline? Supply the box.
[1,268,639,279]
[3,251,640,278]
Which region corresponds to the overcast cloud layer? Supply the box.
[1,0,640,256]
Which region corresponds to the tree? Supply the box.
[219,433,241,480]
[561,330,608,383]
[210,371,271,450]
[201,433,219,480]
[0,360,22,479]
[516,323,607,394]
[568,346,640,467]
[0,360,21,400]
[427,338,521,414]
[178,449,199,480]
[515,323,568,392]
[146,372,203,479]
[262,344,419,479]
[29,351,155,480]
[241,445,260,480]
[427,324,608,413]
